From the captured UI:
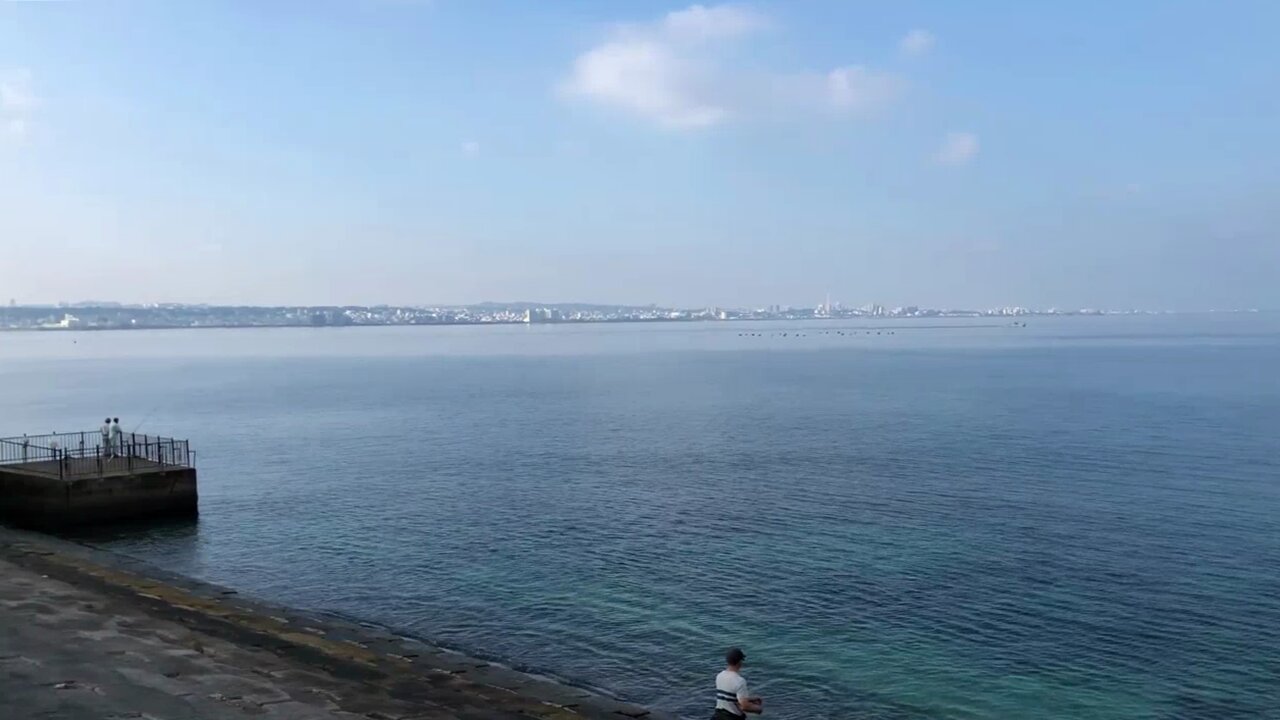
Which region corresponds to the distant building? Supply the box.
[523,308,556,323]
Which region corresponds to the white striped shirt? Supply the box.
[715,669,750,716]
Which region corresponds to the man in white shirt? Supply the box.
[100,418,113,458]
[109,418,122,458]
[714,647,763,718]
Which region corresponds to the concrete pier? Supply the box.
[0,432,197,528]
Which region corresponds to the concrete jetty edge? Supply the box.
[0,526,672,720]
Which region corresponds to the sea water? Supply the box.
[2,314,1277,719]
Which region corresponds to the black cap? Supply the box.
[726,647,746,665]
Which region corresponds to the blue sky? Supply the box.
[1,1,1277,310]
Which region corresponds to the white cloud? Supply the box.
[899,29,935,57]
[663,3,765,40]
[826,66,903,112]
[936,131,979,165]
[560,4,902,129]
[0,69,36,111]
[0,69,36,142]
[562,37,728,128]
[461,140,481,156]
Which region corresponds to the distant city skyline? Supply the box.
[2,295,1273,315]
[2,2,1278,311]
[0,301,1174,332]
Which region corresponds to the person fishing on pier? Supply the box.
[101,418,113,459]
[109,418,122,459]
[713,647,763,718]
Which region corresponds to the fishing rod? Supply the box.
[130,406,159,435]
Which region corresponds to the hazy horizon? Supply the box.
[3,2,1277,311]
[3,297,1274,313]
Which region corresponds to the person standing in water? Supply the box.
[714,647,763,718]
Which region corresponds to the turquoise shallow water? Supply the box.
[3,316,1279,719]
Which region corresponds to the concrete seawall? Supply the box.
[0,465,197,528]
[0,527,666,719]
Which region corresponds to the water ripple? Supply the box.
[9,334,1279,719]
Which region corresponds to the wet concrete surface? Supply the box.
[0,528,663,720]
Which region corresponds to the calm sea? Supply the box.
[3,315,1278,719]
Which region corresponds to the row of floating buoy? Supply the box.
[737,330,897,337]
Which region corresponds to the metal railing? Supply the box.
[0,431,193,480]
